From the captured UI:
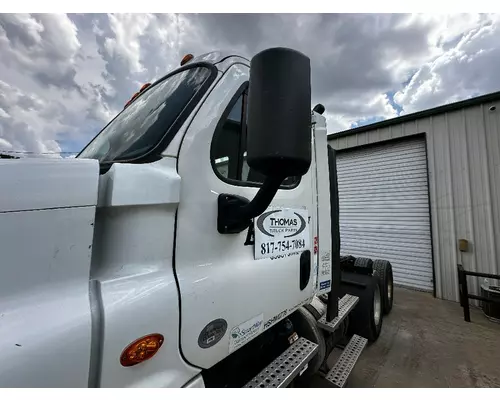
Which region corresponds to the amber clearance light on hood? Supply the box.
[120,334,164,367]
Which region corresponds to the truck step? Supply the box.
[244,337,318,388]
[317,294,359,333]
[325,334,368,388]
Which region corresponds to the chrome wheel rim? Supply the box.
[374,284,382,326]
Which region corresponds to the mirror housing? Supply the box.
[217,47,312,234]
[246,47,312,178]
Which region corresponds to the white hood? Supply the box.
[0,157,99,212]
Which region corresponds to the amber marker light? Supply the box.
[180,54,194,66]
[120,334,164,367]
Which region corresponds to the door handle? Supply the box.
[299,250,311,291]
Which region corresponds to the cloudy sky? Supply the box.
[0,13,499,158]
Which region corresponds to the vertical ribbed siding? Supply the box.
[329,100,500,302]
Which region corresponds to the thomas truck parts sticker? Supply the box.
[229,313,264,353]
[254,207,310,260]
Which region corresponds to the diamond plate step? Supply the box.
[244,337,318,388]
[325,334,367,388]
[317,294,359,333]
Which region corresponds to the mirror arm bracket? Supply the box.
[217,174,285,234]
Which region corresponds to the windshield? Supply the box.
[78,65,213,163]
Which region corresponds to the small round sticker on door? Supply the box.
[198,318,228,349]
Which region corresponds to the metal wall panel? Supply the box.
[329,100,500,302]
[337,138,433,291]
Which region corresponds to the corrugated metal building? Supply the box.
[328,91,500,302]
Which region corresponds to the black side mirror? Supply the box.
[246,47,312,178]
[217,47,312,234]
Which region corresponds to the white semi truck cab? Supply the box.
[0,48,393,388]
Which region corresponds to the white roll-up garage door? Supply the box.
[336,137,433,292]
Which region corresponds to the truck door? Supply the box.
[174,63,316,369]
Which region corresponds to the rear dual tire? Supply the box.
[352,256,394,316]
[373,260,394,315]
[353,257,373,270]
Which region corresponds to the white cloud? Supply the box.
[394,14,500,114]
[103,13,154,74]
[0,107,10,119]
[0,80,64,158]
[322,91,398,132]
[0,13,116,157]
[0,137,13,149]
[0,13,81,90]
[0,13,499,153]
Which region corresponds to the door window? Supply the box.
[211,86,299,188]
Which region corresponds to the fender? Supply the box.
[0,158,99,387]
